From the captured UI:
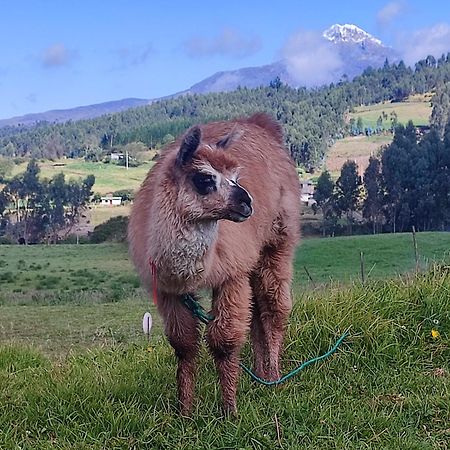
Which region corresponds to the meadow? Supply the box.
[350,94,432,129]
[11,159,154,195]
[0,234,449,448]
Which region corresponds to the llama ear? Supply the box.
[216,126,243,149]
[177,126,201,166]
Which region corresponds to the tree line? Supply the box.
[314,121,450,235]
[2,55,450,169]
[0,161,94,244]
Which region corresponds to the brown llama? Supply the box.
[128,113,300,415]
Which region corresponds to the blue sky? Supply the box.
[1,0,450,119]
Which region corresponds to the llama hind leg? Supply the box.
[158,294,200,415]
[207,279,251,415]
[249,293,268,378]
[252,245,294,381]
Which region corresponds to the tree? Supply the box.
[0,157,14,181]
[313,170,335,236]
[335,160,361,234]
[381,123,417,232]
[362,156,383,233]
[0,167,95,243]
[19,159,41,243]
[356,117,364,134]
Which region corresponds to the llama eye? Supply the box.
[192,173,217,195]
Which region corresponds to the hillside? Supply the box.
[0,98,150,128]
[1,57,449,171]
[0,24,397,128]
[11,159,153,195]
[326,95,433,175]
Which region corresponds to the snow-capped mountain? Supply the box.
[0,24,400,127]
[323,24,382,46]
[188,24,399,94]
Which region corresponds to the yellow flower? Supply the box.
[431,329,440,339]
[146,346,153,352]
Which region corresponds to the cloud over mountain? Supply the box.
[281,30,344,86]
[399,23,450,65]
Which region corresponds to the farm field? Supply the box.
[89,204,131,227]
[11,158,153,195]
[326,95,433,175]
[326,134,392,176]
[0,235,449,448]
[350,94,433,129]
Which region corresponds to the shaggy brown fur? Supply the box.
[128,113,300,414]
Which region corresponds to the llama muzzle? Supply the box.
[227,185,253,222]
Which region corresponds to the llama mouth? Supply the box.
[227,203,253,222]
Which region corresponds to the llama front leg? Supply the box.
[158,294,200,415]
[207,279,251,415]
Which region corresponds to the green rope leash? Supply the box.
[182,293,348,386]
[239,331,348,386]
[182,294,214,324]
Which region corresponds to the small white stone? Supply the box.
[142,312,153,335]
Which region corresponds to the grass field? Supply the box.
[11,159,153,195]
[1,233,449,448]
[1,266,449,448]
[350,95,433,129]
[89,204,131,227]
[1,232,449,354]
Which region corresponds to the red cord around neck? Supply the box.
[149,259,158,305]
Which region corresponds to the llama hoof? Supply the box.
[222,402,238,418]
[179,403,193,417]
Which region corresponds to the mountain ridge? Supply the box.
[0,24,399,128]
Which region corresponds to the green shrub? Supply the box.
[90,216,128,243]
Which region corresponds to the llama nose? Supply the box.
[233,186,253,218]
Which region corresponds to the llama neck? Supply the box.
[151,204,218,285]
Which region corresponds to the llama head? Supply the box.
[173,126,253,223]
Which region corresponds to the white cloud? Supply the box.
[398,23,450,65]
[42,43,76,68]
[281,30,344,87]
[377,1,406,28]
[183,27,261,59]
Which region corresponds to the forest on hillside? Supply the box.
[2,55,450,169]
[315,121,450,235]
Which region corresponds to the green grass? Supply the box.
[0,234,449,448]
[0,243,138,297]
[11,159,153,194]
[350,96,432,129]
[1,268,449,449]
[293,232,450,288]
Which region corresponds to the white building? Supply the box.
[100,195,122,206]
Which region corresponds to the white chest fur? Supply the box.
[152,220,218,290]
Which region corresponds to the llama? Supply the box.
[128,113,300,414]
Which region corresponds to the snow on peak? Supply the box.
[323,24,383,46]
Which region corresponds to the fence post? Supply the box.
[360,251,365,284]
[412,226,419,271]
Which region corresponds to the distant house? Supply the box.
[110,152,124,161]
[100,194,122,206]
[299,179,316,206]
